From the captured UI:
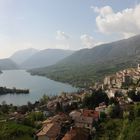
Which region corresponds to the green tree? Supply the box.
[40,94,49,104]
[82,89,109,109]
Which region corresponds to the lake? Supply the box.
[0,70,77,105]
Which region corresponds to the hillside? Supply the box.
[10,48,39,65]
[29,35,140,87]
[21,49,74,69]
[0,58,19,70]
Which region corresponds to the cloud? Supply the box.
[80,34,103,48]
[55,30,71,49]
[91,6,113,16]
[56,30,70,40]
[91,4,140,38]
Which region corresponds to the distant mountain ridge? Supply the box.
[10,48,39,64]
[21,49,74,69]
[56,34,140,65]
[0,58,19,70]
[29,34,140,87]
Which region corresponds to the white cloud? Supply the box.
[80,34,103,48]
[56,30,70,40]
[91,6,113,16]
[55,30,71,49]
[92,4,140,38]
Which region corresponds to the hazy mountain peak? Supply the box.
[10,48,39,64]
[21,48,74,69]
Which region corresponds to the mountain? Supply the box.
[10,48,39,65]
[29,34,140,87]
[21,49,74,69]
[0,58,19,70]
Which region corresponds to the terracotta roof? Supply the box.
[74,116,93,124]
[42,119,52,125]
[36,123,53,136]
[62,127,89,140]
[52,113,70,123]
[36,123,61,138]
[82,109,99,119]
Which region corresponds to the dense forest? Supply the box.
[29,61,135,88]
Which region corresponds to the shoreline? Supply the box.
[0,86,29,95]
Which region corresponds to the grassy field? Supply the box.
[0,122,34,140]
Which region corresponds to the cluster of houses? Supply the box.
[104,64,140,89]
[35,65,140,140]
[3,65,140,140]
[35,93,97,140]
[36,105,108,140]
[101,64,140,104]
[46,92,87,113]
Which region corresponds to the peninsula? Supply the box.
[0,87,29,95]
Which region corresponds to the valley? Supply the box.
[1,1,140,140]
[1,35,140,89]
[0,34,140,140]
[0,65,140,140]
[29,35,140,87]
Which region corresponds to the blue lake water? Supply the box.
[0,70,77,105]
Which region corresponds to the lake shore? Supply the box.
[0,70,77,105]
[0,87,29,95]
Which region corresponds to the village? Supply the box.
[0,65,140,140]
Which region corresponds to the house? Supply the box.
[69,109,99,121]
[51,113,71,124]
[69,110,81,120]
[43,113,71,126]
[69,109,99,130]
[36,122,61,140]
[62,127,90,140]
[82,109,99,121]
[105,89,116,99]
[74,116,93,130]
[40,113,72,140]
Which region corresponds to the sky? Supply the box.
[0,0,140,58]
